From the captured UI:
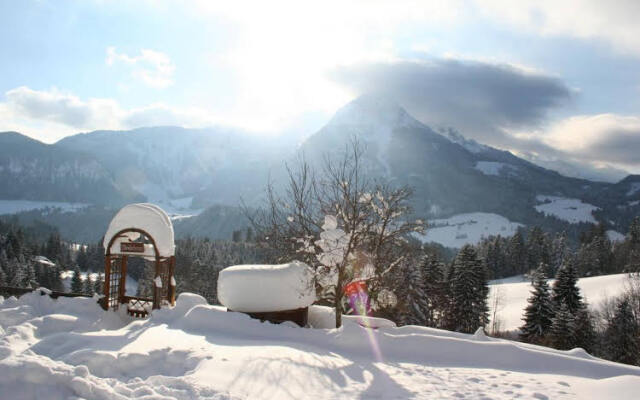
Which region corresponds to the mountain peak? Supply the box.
[328,94,420,128]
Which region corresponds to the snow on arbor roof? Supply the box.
[103,203,175,257]
[217,261,316,312]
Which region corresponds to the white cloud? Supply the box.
[106,46,175,88]
[510,114,640,169]
[478,0,640,56]
[0,86,216,143]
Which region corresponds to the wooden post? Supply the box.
[119,255,128,305]
[102,255,111,310]
[152,258,160,310]
[168,256,176,306]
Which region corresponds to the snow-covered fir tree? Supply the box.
[551,261,583,314]
[519,266,554,343]
[448,245,489,333]
[0,264,6,286]
[93,273,104,295]
[23,260,37,289]
[395,257,428,326]
[573,306,597,354]
[605,299,640,366]
[9,258,26,287]
[71,265,84,293]
[550,301,577,350]
[83,274,94,295]
[422,254,446,327]
[506,231,527,276]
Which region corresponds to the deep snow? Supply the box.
[1,291,639,399]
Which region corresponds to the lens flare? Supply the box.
[345,281,384,362]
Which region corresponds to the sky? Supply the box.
[1,0,640,178]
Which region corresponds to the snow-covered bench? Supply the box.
[217,261,316,327]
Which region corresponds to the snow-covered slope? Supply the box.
[2,292,639,399]
[415,212,523,248]
[489,273,632,332]
[534,195,599,224]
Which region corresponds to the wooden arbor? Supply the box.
[101,203,176,317]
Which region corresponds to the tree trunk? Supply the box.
[335,267,344,328]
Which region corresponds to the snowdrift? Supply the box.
[217,261,315,312]
[1,292,639,399]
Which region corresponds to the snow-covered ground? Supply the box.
[0,199,88,215]
[415,212,523,248]
[1,292,639,399]
[534,195,599,224]
[489,273,631,333]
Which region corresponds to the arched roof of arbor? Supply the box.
[103,203,175,258]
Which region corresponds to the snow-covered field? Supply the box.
[489,273,631,332]
[0,199,88,215]
[534,195,599,224]
[1,292,639,399]
[416,212,523,248]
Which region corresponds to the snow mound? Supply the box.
[308,305,396,329]
[217,261,316,312]
[1,292,640,399]
[103,203,175,257]
[415,212,523,248]
[534,195,599,224]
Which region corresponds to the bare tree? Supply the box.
[489,285,505,335]
[245,139,425,327]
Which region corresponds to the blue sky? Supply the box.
[1,0,639,176]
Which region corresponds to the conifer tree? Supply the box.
[574,306,597,354]
[449,245,489,333]
[71,265,84,293]
[83,274,94,295]
[0,264,6,286]
[396,258,428,326]
[507,231,527,275]
[9,258,26,287]
[422,254,446,327]
[23,261,37,289]
[550,301,576,350]
[552,262,583,314]
[93,273,104,295]
[519,267,554,343]
[605,299,640,366]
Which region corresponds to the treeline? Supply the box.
[519,264,640,366]
[137,236,268,304]
[0,218,267,303]
[0,220,70,292]
[391,239,640,366]
[474,217,640,280]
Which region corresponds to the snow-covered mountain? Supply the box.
[0,132,139,205]
[2,95,640,245]
[298,95,640,243]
